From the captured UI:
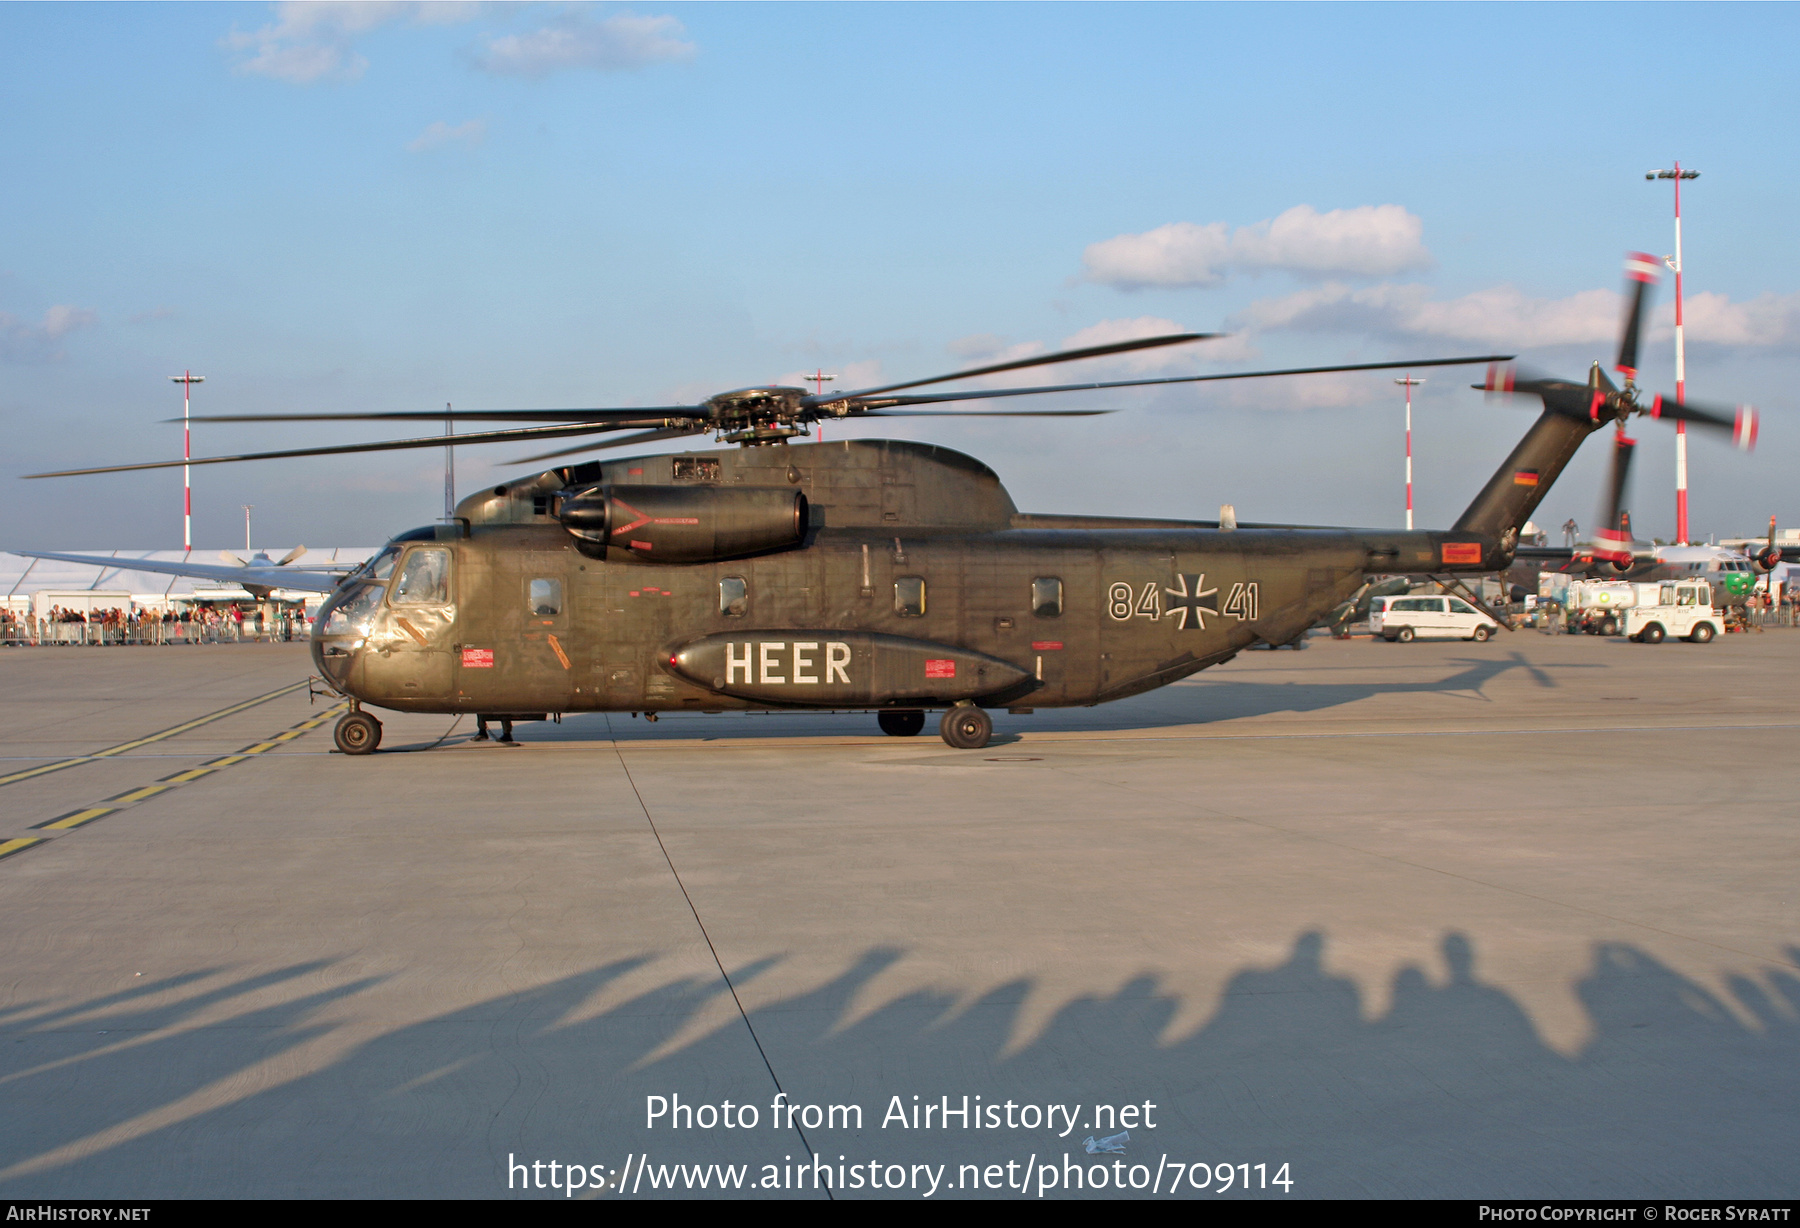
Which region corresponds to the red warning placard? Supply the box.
[1441,543,1483,565]
[461,647,495,668]
[924,659,956,678]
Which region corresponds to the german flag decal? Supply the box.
[1441,542,1483,565]
[1513,469,1540,486]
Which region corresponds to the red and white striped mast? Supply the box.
[1648,164,1699,545]
[169,371,205,552]
[1395,376,1424,530]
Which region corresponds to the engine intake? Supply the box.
[558,484,807,563]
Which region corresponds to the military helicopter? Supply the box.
[24,260,1758,753]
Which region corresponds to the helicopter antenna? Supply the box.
[444,403,455,519]
[805,371,836,440]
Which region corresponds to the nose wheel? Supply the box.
[939,705,993,750]
[334,711,383,755]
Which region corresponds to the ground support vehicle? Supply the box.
[1625,581,1724,644]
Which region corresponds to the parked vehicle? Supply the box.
[1370,595,1500,642]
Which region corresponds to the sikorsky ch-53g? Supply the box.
[24,256,1758,753]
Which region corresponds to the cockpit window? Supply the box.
[529,578,562,617]
[320,582,386,637]
[364,545,403,581]
[391,547,451,605]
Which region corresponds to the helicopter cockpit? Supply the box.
[311,527,454,694]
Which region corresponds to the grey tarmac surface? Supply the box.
[0,631,1795,1199]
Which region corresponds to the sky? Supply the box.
[2,2,1796,551]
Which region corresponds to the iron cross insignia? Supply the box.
[1164,573,1219,630]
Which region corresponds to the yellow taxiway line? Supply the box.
[0,680,314,790]
[0,703,347,857]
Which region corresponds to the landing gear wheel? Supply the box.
[940,706,993,750]
[878,709,926,737]
[334,711,382,755]
[1396,626,1415,643]
[1638,623,1664,644]
[1472,625,1492,642]
[1688,622,1715,643]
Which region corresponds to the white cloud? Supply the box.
[1082,205,1432,289]
[223,2,478,83]
[0,305,96,361]
[1234,282,1800,354]
[1234,282,1619,348]
[474,11,695,78]
[407,119,487,153]
[1674,291,1800,350]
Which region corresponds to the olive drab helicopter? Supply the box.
[24,256,1760,753]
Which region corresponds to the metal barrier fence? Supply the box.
[0,617,312,646]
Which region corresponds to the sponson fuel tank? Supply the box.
[665,631,1034,706]
[558,484,806,563]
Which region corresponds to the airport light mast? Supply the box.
[1395,376,1424,530]
[1647,165,1700,545]
[169,372,204,552]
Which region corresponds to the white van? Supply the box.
[1370,594,1500,642]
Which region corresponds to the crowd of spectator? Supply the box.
[0,604,312,645]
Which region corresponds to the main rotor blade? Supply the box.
[852,408,1115,417]
[505,426,709,464]
[841,354,1515,409]
[175,407,701,425]
[817,333,1218,403]
[1647,394,1758,449]
[23,420,676,478]
[1616,252,1659,381]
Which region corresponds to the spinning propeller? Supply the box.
[1478,253,1759,566]
[27,333,1512,478]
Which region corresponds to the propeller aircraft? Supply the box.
[20,260,1761,754]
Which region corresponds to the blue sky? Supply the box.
[2,2,1795,549]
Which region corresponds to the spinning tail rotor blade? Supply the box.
[1591,433,1637,565]
[1616,252,1660,381]
[1647,394,1758,450]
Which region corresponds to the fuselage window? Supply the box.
[895,576,926,618]
[391,547,451,605]
[720,576,749,617]
[1032,577,1063,618]
[529,578,563,617]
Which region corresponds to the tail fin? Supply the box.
[1452,406,1607,541]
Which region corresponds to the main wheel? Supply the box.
[878,709,926,737]
[1396,626,1415,643]
[1600,617,1618,636]
[1688,622,1715,643]
[1638,623,1664,644]
[334,711,382,755]
[1472,625,1492,642]
[940,706,993,750]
